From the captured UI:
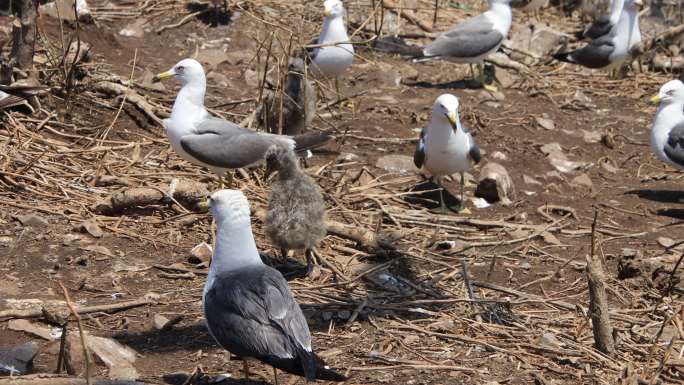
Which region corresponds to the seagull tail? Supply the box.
[371,36,424,57]
[293,130,334,153]
[552,51,575,64]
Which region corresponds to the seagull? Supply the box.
[649,79,684,172]
[574,0,624,40]
[553,0,641,72]
[264,145,327,277]
[153,58,329,186]
[310,0,354,98]
[256,56,317,136]
[414,94,481,213]
[202,189,346,383]
[411,0,512,92]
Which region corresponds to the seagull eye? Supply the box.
[176,66,185,73]
[667,90,675,96]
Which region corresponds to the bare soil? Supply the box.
[1,0,684,384]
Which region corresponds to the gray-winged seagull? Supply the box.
[650,79,684,171]
[414,94,481,213]
[412,0,512,92]
[202,189,346,382]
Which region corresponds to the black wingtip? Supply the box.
[316,366,348,382]
[552,51,573,64]
[293,130,334,152]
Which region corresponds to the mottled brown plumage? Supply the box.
[264,146,326,275]
[256,57,316,136]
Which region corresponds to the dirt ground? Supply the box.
[2,0,684,384]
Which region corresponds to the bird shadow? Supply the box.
[403,179,462,211]
[625,189,684,204]
[656,209,684,221]
[186,2,233,27]
[163,372,269,385]
[403,64,497,90]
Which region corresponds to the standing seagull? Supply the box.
[264,145,327,276]
[412,0,512,92]
[310,0,354,99]
[202,189,346,383]
[256,57,317,136]
[553,0,641,71]
[153,58,328,186]
[649,79,684,171]
[414,94,481,213]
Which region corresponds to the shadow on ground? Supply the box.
[625,189,684,204]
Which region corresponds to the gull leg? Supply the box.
[478,63,498,93]
[458,171,471,214]
[243,360,250,380]
[430,178,450,214]
[305,248,318,277]
[469,64,475,79]
[281,248,289,263]
[273,367,279,385]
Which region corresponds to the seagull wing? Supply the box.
[423,15,504,59]
[581,14,612,40]
[564,33,616,69]
[664,122,684,168]
[204,266,316,377]
[462,124,481,164]
[180,117,294,169]
[413,126,427,169]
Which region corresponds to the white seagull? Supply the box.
[153,58,328,186]
[650,79,684,171]
[414,94,482,213]
[553,0,641,72]
[412,0,512,92]
[310,0,354,97]
[202,189,346,383]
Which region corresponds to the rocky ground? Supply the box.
[1,0,684,384]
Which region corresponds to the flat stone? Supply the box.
[0,342,39,375]
[79,219,103,238]
[15,214,48,227]
[8,319,56,340]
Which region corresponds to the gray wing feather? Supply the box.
[463,125,481,164]
[204,266,312,361]
[413,127,427,169]
[568,34,615,68]
[181,117,294,169]
[664,123,684,168]
[424,16,503,58]
[583,15,612,40]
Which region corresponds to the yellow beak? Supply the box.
[153,71,175,83]
[650,94,661,105]
[323,9,332,16]
[447,112,458,129]
[197,200,209,211]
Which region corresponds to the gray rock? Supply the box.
[15,214,48,227]
[153,314,171,331]
[87,335,138,380]
[375,155,419,175]
[570,173,593,191]
[475,162,514,205]
[79,219,103,238]
[0,342,39,375]
[535,115,555,130]
[8,319,56,340]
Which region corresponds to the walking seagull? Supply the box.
[202,189,346,383]
[153,58,328,186]
[310,0,354,99]
[553,0,641,71]
[414,94,481,213]
[264,145,327,276]
[649,79,684,171]
[412,0,512,92]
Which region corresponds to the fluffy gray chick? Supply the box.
[264,145,326,275]
[257,57,317,136]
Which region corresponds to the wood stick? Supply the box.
[0,376,152,385]
[0,298,154,321]
[586,211,615,356]
[630,23,684,59]
[58,282,92,385]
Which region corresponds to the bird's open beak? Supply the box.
[446,112,458,131]
[153,70,175,83]
[650,94,661,105]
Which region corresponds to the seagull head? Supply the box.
[206,189,252,226]
[323,0,345,18]
[651,79,684,106]
[153,58,205,86]
[432,94,460,132]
